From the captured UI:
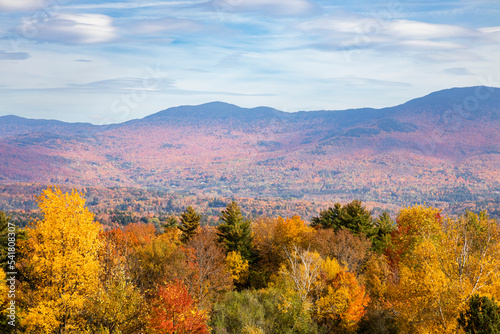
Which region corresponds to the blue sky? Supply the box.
[0,0,499,124]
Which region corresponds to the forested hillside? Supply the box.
[0,86,499,212]
[2,187,500,333]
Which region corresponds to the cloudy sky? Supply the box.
[1,0,499,124]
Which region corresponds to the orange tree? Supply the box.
[148,280,210,334]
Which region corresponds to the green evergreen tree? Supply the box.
[216,202,253,261]
[162,214,179,231]
[311,200,376,240]
[371,212,395,253]
[178,206,202,243]
[459,295,500,334]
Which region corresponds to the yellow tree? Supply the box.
[86,230,147,333]
[253,216,313,254]
[389,207,500,333]
[0,268,6,303]
[314,257,370,333]
[281,245,323,306]
[274,216,314,249]
[386,204,443,270]
[0,268,10,328]
[390,238,450,333]
[19,187,102,333]
[387,205,449,333]
[253,216,314,283]
[225,251,249,284]
[440,211,500,301]
[275,247,370,333]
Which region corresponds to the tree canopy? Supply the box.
[178,206,202,243]
[216,201,253,261]
[6,187,500,334]
[19,187,102,333]
[311,200,376,239]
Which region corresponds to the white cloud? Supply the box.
[397,40,463,51]
[479,26,500,33]
[0,0,45,11]
[209,0,317,16]
[17,13,118,44]
[478,26,500,42]
[134,17,203,34]
[386,20,477,40]
[298,13,373,34]
[298,14,490,53]
[299,15,476,39]
[66,1,203,10]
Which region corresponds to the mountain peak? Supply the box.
[398,86,500,110]
[142,101,286,122]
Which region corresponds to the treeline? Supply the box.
[1,187,500,333]
[0,183,348,228]
[2,183,499,231]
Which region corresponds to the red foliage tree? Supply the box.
[148,280,210,334]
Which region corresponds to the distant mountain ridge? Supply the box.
[1,86,499,127]
[143,102,286,121]
[0,86,499,211]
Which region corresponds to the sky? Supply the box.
[0,0,499,124]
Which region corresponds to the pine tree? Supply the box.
[216,202,253,261]
[311,200,376,240]
[459,295,500,334]
[178,206,202,243]
[371,212,395,253]
[162,215,179,231]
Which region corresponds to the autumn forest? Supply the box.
[2,0,500,327]
[2,186,500,333]
[1,87,499,333]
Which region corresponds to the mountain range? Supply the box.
[1,86,499,212]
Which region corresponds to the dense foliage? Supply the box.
[2,187,500,333]
[178,206,202,243]
[459,295,500,334]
